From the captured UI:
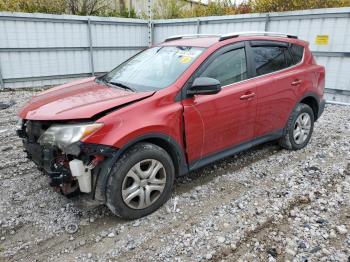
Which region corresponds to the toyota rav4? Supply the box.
[17,32,325,219]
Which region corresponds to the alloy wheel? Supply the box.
[121,159,167,209]
[293,112,311,145]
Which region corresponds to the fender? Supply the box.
[114,132,188,175]
[94,133,188,202]
[297,91,320,106]
[290,91,322,121]
[281,91,322,138]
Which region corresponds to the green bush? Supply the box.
[0,0,348,18]
[252,0,349,12]
[0,0,66,14]
[151,0,184,19]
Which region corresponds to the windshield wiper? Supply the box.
[96,78,135,92]
[95,77,106,84]
[107,81,135,92]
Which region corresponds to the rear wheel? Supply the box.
[106,143,175,219]
[279,103,314,150]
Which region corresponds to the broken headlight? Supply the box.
[38,123,103,154]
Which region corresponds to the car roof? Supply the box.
[159,33,308,48]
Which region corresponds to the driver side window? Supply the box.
[200,48,247,86]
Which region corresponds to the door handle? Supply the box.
[291,79,302,86]
[240,92,256,100]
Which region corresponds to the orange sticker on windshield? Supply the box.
[179,56,192,64]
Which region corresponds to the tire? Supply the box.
[279,103,314,150]
[106,142,175,219]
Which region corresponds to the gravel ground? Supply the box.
[0,89,349,262]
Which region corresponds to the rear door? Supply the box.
[182,42,257,164]
[248,41,298,137]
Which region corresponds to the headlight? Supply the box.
[38,123,103,152]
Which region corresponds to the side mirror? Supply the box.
[187,77,221,96]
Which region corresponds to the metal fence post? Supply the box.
[87,18,95,76]
[147,0,153,46]
[0,62,4,89]
[196,19,201,34]
[264,13,270,31]
[148,21,153,46]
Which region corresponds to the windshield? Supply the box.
[102,46,204,91]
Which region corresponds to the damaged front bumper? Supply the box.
[17,120,117,198]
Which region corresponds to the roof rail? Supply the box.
[164,32,298,43]
[164,34,220,42]
[219,31,298,41]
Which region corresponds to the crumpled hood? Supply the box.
[18,77,155,120]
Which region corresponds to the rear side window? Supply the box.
[284,48,294,67]
[200,48,247,86]
[252,46,293,76]
[290,44,304,64]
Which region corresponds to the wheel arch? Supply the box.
[133,135,189,177]
[299,95,319,121]
[115,133,188,176]
[94,133,188,203]
[282,92,320,137]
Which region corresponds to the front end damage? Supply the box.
[17,120,116,201]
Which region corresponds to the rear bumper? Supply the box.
[317,98,326,120]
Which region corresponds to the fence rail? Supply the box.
[0,12,149,89]
[0,7,350,103]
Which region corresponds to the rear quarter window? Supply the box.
[290,44,304,64]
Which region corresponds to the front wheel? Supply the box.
[106,143,175,219]
[279,103,314,150]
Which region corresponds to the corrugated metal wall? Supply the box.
[0,8,349,103]
[153,8,350,103]
[0,12,148,88]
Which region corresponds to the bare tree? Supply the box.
[119,0,126,12]
[66,0,109,15]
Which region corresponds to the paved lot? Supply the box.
[0,89,349,261]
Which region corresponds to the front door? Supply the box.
[182,43,257,165]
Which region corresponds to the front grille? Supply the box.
[17,120,56,171]
[25,120,52,143]
[17,120,80,191]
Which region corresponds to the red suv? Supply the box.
[18,32,325,219]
